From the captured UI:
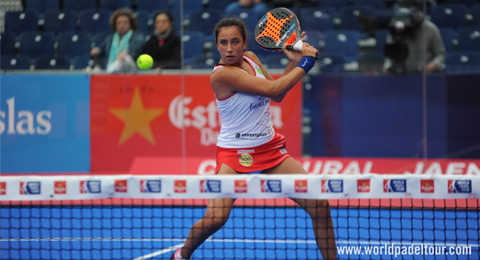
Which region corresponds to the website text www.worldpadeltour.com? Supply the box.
[337,243,472,258]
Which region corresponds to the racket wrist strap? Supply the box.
[297,56,316,73]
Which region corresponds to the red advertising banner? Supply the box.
[90,75,302,173]
[127,157,480,175]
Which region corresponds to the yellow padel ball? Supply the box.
[137,54,153,70]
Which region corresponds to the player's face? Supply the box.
[116,15,131,36]
[216,26,246,66]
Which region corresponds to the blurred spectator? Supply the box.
[141,11,181,70]
[225,0,269,15]
[90,8,145,73]
[383,0,445,74]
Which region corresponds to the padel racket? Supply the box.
[254,7,303,52]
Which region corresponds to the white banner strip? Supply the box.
[0,174,478,201]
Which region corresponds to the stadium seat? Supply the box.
[92,32,110,47]
[56,32,93,57]
[4,11,39,33]
[34,55,71,70]
[429,4,469,30]
[225,8,261,31]
[18,32,55,59]
[323,30,360,62]
[339,5,377,31]
[304,30,323,50]
[318,53,346,73]
[472,5,480,27]
[189,54,218,69]
[63,0,97,11]
[43,10,76,34]
[135,10,150,33]
[71,55,93,70]
[25,0,59,13]
[446,51,480,73]
[171,0,204,16]
[206,0,231,11]
[185,9,223,36]
[438,27,457,52]
[262,54,290,69]
[0,56,31,71]
[374,29,388,56]
[182,31,204,64]
[444,0,477,7]
[317,0,349,8]
[456,28,480,51]
[300,8,336,31]
[1,32,16,56]
[99,0,131,10]
[136,0,170,12]
[77,9,112,33]
[359,0,386,10]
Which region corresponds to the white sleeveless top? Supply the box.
[212,55,275,148]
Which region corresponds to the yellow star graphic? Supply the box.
[110,88,164,146]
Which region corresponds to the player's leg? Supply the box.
[177,164,237,259]
[264,157,338,260]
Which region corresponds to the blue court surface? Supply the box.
[1,206,479,260]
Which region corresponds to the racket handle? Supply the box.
[286,40,303,52]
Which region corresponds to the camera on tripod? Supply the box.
[384,7,423,74]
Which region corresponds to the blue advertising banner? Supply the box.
[0,74,90,173]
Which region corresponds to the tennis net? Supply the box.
[1,174,478,260]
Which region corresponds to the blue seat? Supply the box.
[0,56,31,71]
[77,9,112,33]
[1,32,16,55]
[135,10,150,33]
[4,11,39,33]
[19,32,55,58]
[317,0,349,8]
[186,9,223,36]
[429,4,469,30]
[71,55,93,70]
[323,30,360,62]
[136,0,170,12]
[99,0,131,10]
[171,0,204,16]
[339,5,377,31]
[318,53,346,73]
[63,0,97,11]
[361,0,386,10]
[43,10,76,34]
[456,28,480,51]
[262,54,290,69]
[446,51,480,73]
[438,27,457,52]
[189,54,218,69]
[444,0,477,7]
[92,32,110,47]
[182,31,205,64]
[34,55,71,70]
[25,0,59,13]
[225,8,261,31]
[304,30,323,49]
[206,0,231,11]
[56,32,93,57]
[374,29,388,55]
[300,8,336,31]
[472,5,480,27]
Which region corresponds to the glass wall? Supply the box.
[1,0,479,175]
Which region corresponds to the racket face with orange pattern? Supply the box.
[254,7,302,52]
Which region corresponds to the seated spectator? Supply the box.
[225,0,269,15]
[90,8,145,73]
[141,11,181,70]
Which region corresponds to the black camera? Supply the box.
[384,7,423,74]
